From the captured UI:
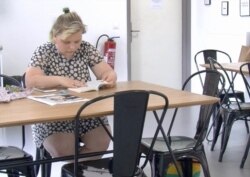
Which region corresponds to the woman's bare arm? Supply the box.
[91,61,117,87]
[25,67,85,89]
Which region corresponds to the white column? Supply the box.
[0,45,7,145]
[0,45,3,87]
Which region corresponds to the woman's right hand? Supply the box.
[58,77,85,88]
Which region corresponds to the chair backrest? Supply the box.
[167,70,225,148]
[0,74,22,87]
[240,62,250,99]
[73,90,169,177]
[208,58,242,108]
[194,49,231,86]
[194,49,232,67]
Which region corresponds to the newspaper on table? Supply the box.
[27,92,89,106]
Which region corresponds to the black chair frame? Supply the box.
[194,50,247,147]
[208,58,250,162]
[239,62,250,168]
[140,70,225,177]
[61,90,182,177]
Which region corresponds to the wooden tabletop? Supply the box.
[201,62,249,74]
[0,81,219,127]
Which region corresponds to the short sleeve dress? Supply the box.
[29,41,109,148]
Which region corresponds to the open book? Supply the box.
[27,93,88,106]
[68,80,109,93]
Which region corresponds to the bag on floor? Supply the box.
[166,160,201,177]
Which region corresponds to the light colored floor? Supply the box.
[1,107,250,177]
[203,121,250,177]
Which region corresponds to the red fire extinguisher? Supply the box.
[96,34,120,69]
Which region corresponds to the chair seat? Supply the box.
[0,146,33,162]
[141,136,199,154]
[219,89,245,102]
[222,102,250,111]
[0,146,35,177]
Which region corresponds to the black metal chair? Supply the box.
[140,70,225,177]
[61,90,170,177]
[209,58,250,162]
[0,74,36,177]
[22,72,52,177]
[194,50,247,148]
[239,62,250,168]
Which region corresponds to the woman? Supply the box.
[25,8,117,158]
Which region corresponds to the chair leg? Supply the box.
[149,158,156,177]
[199,153,211,177]
[36,146,52,177]
[211,114,223,151]
[179,159,192,177]
[7,169,19,177]
[219,114,234,162]
[240,134,250,168]
[150,153,172,177]
[41,162,52,177]
[244,118,249,134]
[6,163,36,177]
[35,147,41,176]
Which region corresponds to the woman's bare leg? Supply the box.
[43,125,111,160]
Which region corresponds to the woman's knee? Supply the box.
[43,133,75,157]
[82,125,112,152]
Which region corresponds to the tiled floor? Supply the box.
[1,107,250,177]
[203,120,250,177]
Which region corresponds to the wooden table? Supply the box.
[201,62,249,74]
[0,80,219,128]
[0,80,220,176]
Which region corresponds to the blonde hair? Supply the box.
[49,7,86,41]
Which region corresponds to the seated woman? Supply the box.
[25,7,117,158]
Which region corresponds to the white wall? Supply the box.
[191,0,250,92]
[0,0,128,81]
[192,1,250,64]
[0,0,128,152]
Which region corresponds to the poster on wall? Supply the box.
[204,0,211,5]
[221,1,229,16]
[240,0,250,16]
